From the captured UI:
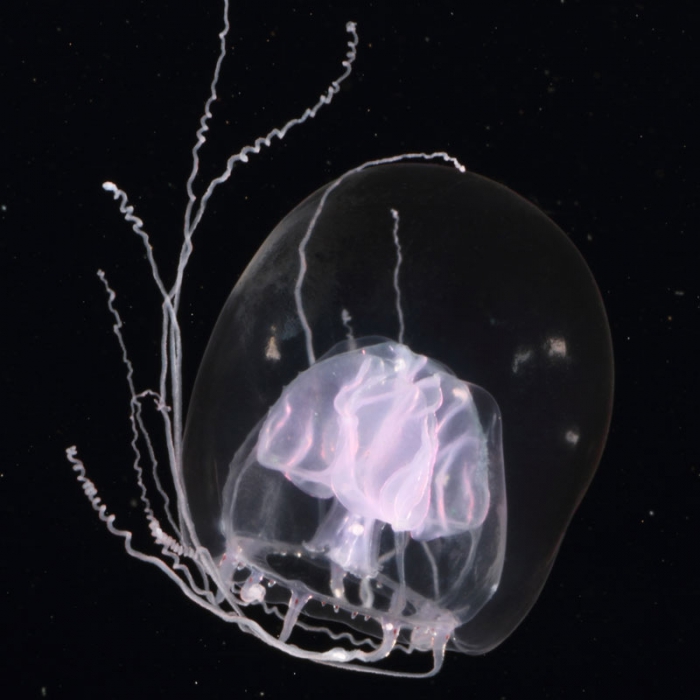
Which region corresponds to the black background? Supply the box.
[3,1,697,697]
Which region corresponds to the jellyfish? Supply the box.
[67,0,613,678]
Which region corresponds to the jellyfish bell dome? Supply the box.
[181,162,613,669]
